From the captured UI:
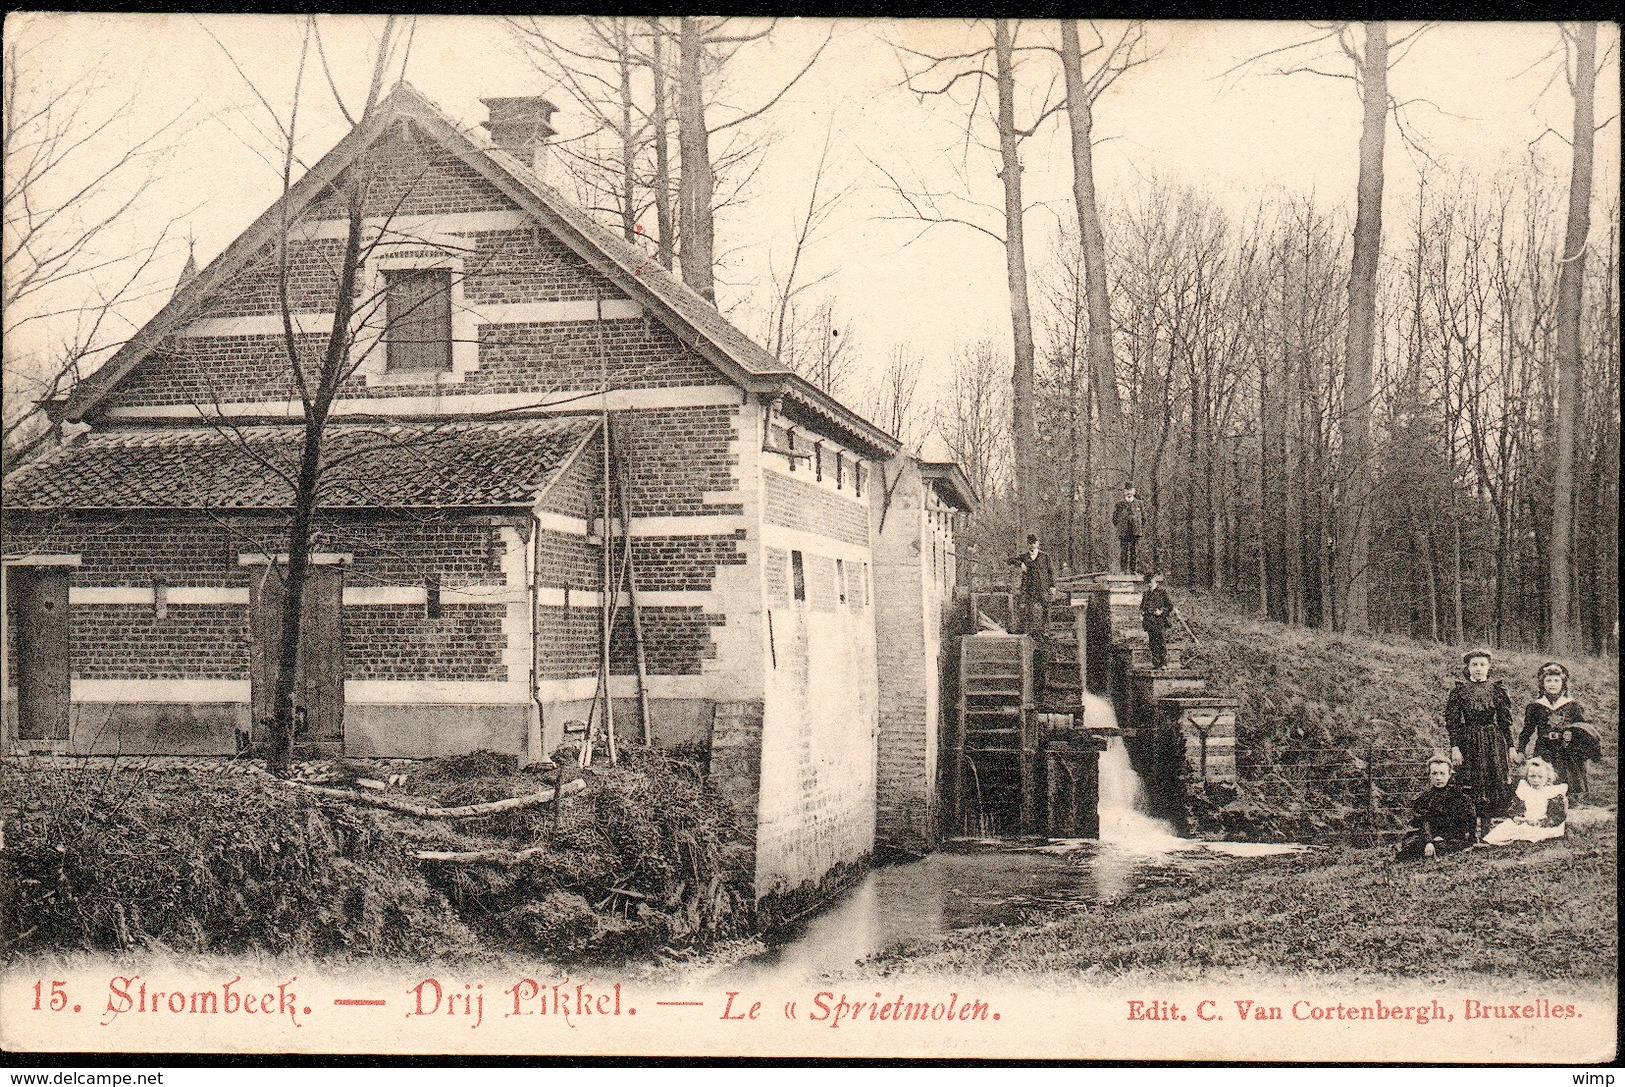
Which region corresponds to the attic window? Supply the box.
[384,268,453,372]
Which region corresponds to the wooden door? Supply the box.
[250,565,344,747]
[10,568,71,742]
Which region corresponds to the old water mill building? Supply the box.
[2,84,1236,905]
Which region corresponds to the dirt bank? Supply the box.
[0,747,754,962]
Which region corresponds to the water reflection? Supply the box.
[715,692,1303,984]
[720,840,1249,984]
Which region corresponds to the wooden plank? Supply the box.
[12,568,71,741]
[304,566,345,743]
[250,564,345,746]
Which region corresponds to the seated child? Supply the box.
[1396,756,1477,860]
[1482,757,1568,846]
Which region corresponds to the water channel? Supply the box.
[717,693,1300,984]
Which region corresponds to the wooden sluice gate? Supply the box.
[952,588,1113,838]
[950,573,1240,838]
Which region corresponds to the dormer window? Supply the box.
[384,268,453,372]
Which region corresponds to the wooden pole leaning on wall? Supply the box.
[613,417,654,747]
[599,410,618,766]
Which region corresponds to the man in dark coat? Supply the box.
[1006,534,1056,635]
[1140,572,1173,669]
[1396,757,1477,860]
[1112,482,1147,573]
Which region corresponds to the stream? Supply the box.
[715,692,1301,984]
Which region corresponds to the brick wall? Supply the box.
[306,130,516,219]
[116,318,729,408]
[762,472,867,547]
[764,547,790,608]
[346,604,508,681]
[4,511,515,690]
[198,240,346,318]
[461,228,619,306]
[630,533,745,591]
[71,605,249,680]
[477,320,726,394]
[9,517,253,588]
[619,406,742,517]
[871,459,953,854]
[104,124,735,411]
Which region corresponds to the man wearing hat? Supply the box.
[1112,482,1147,574]
[1006,533,1056,636]
[1140,572,1174,669]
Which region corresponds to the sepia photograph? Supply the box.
[0,13,1618,1064]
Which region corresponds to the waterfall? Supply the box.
[1081,691,1185,851]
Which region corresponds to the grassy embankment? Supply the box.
[877,593,1618,980]
[1172,590,1617,839]
[875,819,1616,981]
[0,748,753,962]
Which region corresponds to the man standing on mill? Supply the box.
[1006,533,1056,636]
[1112,481,1147,574]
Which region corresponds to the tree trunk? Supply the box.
[268,30,396,770]
[994,20,1038,533]
[1550,20,1596,653]
[1417,527,1441,641]
[615,20,638,243]
[676,17,716,303]
[1337,22,1387,634]
[1059,21,1126,497]
[647,18,675,271]
[271,147,368,770]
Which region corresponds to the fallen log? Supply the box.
[289,777,585,818]
[413,844,554,865]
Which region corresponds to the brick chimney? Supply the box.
[480,96,558,178]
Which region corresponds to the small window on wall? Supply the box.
[791,550,806,601]
[854,462,865,497]
[425,573,442,619]
[384,267,453,372]
[835,453,845,490]
[814,442,824,482]
[836,558,846,604]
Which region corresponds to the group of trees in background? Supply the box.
[974,167,1618,655]
[910,19,1616,656]
[4,18,1617,657]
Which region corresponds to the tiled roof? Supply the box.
[2,417,596,511]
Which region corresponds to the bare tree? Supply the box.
[1549,20,1599,652]
[1057,20,1150,493]
[1,37,186,463]
[195,17,408,769]
[676,18,830,304]
[866,345,924,448]
[888,20,1065,534]
[507,17,649,242]
[510,17,829,305]
[1227,21,1434,633]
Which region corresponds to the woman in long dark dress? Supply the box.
[1444,649,1515,839]
[1519,661,1595,804]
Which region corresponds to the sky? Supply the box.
[4,14,1620,411]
